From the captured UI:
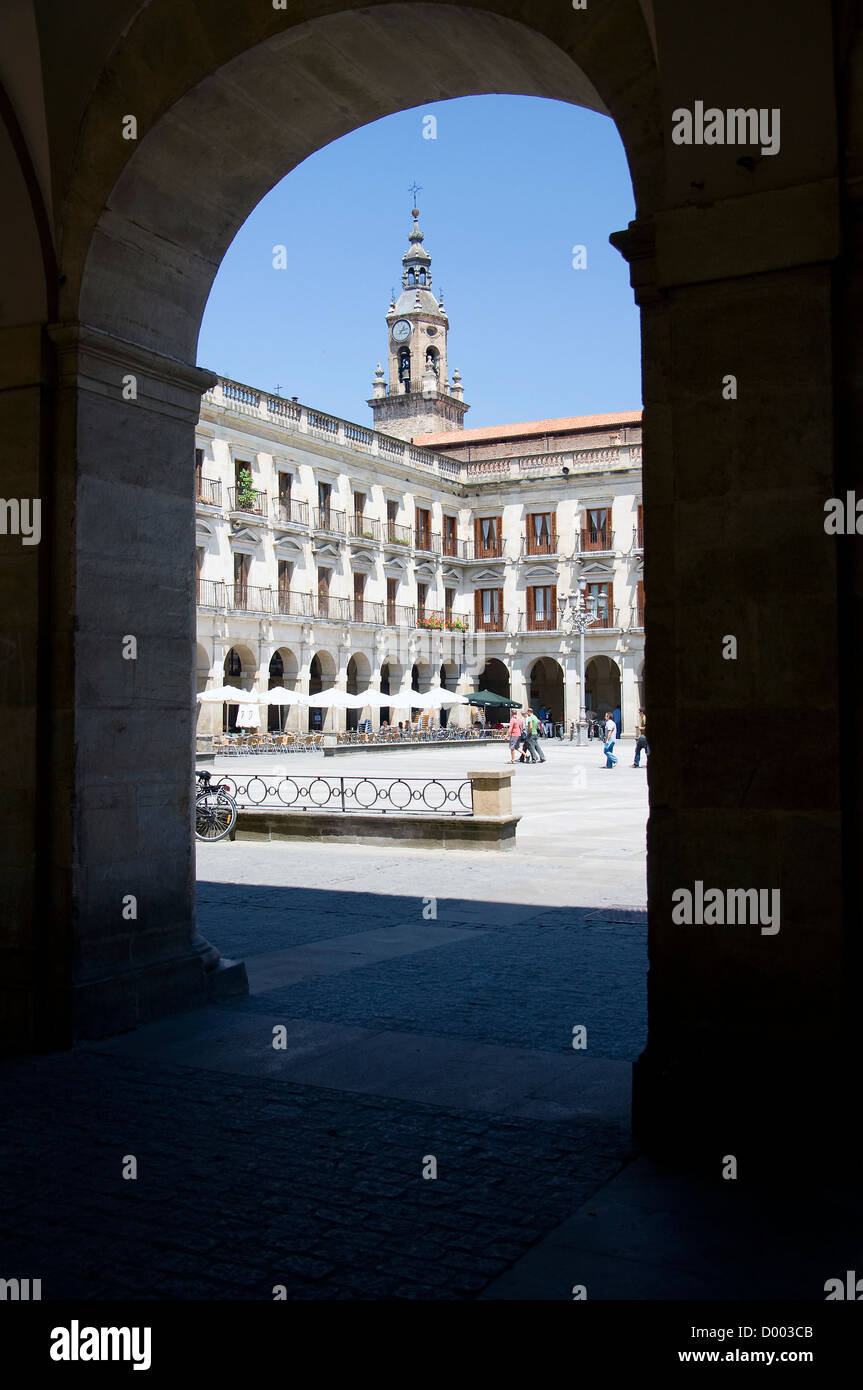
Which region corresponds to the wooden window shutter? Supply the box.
[527,586,535,622]
[496,587,504,624]
[550,584,557,620]
[474,517,482,549]
[608,581,614,624]
[474,589,483,624]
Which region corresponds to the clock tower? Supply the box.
[368,206,469,441]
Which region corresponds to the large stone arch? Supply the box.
[2,0,858,1174]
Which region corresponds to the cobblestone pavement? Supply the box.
[0,741,646,1299]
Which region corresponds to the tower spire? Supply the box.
[367,203,468,441]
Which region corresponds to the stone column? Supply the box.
[619,647,638,739]
[44,324,246,1038]
[612,194,849,1169]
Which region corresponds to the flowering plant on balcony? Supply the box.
[445,617,469,631]
[416,614,443,629]
[236,467,257,510]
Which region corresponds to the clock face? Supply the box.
[391,320,412,343]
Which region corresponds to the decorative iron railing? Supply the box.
[195,477,222,506]
[273,497,309,526]
[228,485,267,515]
[219,772,474,816]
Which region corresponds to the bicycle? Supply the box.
[194,769,238,842]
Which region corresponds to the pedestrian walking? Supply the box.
[518,708,531,762]
[602,711,618,768]
[506,708,524,764]
[633,708,649,767]
[525,708,546,763]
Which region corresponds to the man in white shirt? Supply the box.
[603,712,618,768]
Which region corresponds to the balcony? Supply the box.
[415,609,471,632]
[314,594,351,622]
[633,523,644,551]
[630,605,645,631]
[589,605,620,631]
[383,521,412,548]
[197,579,226,608]
[442,534,462,559]
[385,603,417,627]
[414,530,442,556]
[348,515,381,543]
[195,477,222,507]
[351,597,385,624]
[313,507,346,536]
[272,497,309,528]
[579,527,615,554]
[518,611,559,632]
[276,590,314,619]
[464,539,504,561]
[522,529,558,557]
[228,485,267,516]
[229,584,274,614]
[474,611,506,633]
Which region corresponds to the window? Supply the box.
[398,348,411,388]
[417,583,428,621]
[316,564,329,614]
[277,472,292,519]
[353,491,365,518]
[527,512,555,554]
[474,516,501,557]
[444,587,455,621]
[235,458,251,488]
[415,506,431,549]
[278,559,292,613]
[584,507,609,550]
[636,503,644,549]
[195,546,204,582]
[586,582,613,628]
[318,481,331,512]
[443,515,458,556]
[527,584,557,631]
[474,587,503,631]
[353,571,365,622]
[195,448,203,497]
[386,577,398,624]
[233,552,249,607]
[636,579,644,628]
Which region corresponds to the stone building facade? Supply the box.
[195,208,644,737]
[194,390,644,735]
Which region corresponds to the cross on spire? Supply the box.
[408,181,422,207]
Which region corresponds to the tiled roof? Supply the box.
[414,409,642,448]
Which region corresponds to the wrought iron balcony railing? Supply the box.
[518,610,559,632]
[348,515,381,542]
[474,611,506,633]
[385,603,417,627]
[414,530,442,555]
[578,527,615,553]
[230,583,275,613]
[195,477,222,507]
[522,530,558,557]
[197,579,226,608]
[416,609,471,631]
[383,521,412,547]
[465,538,504,560]
[228,485,267,515]
[276,590,314,618]
[272,497,309,526]
[313,507,346,535]
[351,598,385,624]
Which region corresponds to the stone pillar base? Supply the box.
[73,951,248,1040]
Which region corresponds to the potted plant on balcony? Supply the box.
[417,614,443,630]
[445,617,469,632]
[236,467,257,511]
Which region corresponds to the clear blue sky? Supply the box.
[197,95,641,430]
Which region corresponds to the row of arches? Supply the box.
[200,645,644,733]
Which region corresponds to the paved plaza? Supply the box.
[4,739,859,1300]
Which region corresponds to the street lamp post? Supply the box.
[559,579,597,745]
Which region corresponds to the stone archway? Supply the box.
[586,655,622,728]
[2,0,855,1172]
[527,656,564,726]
